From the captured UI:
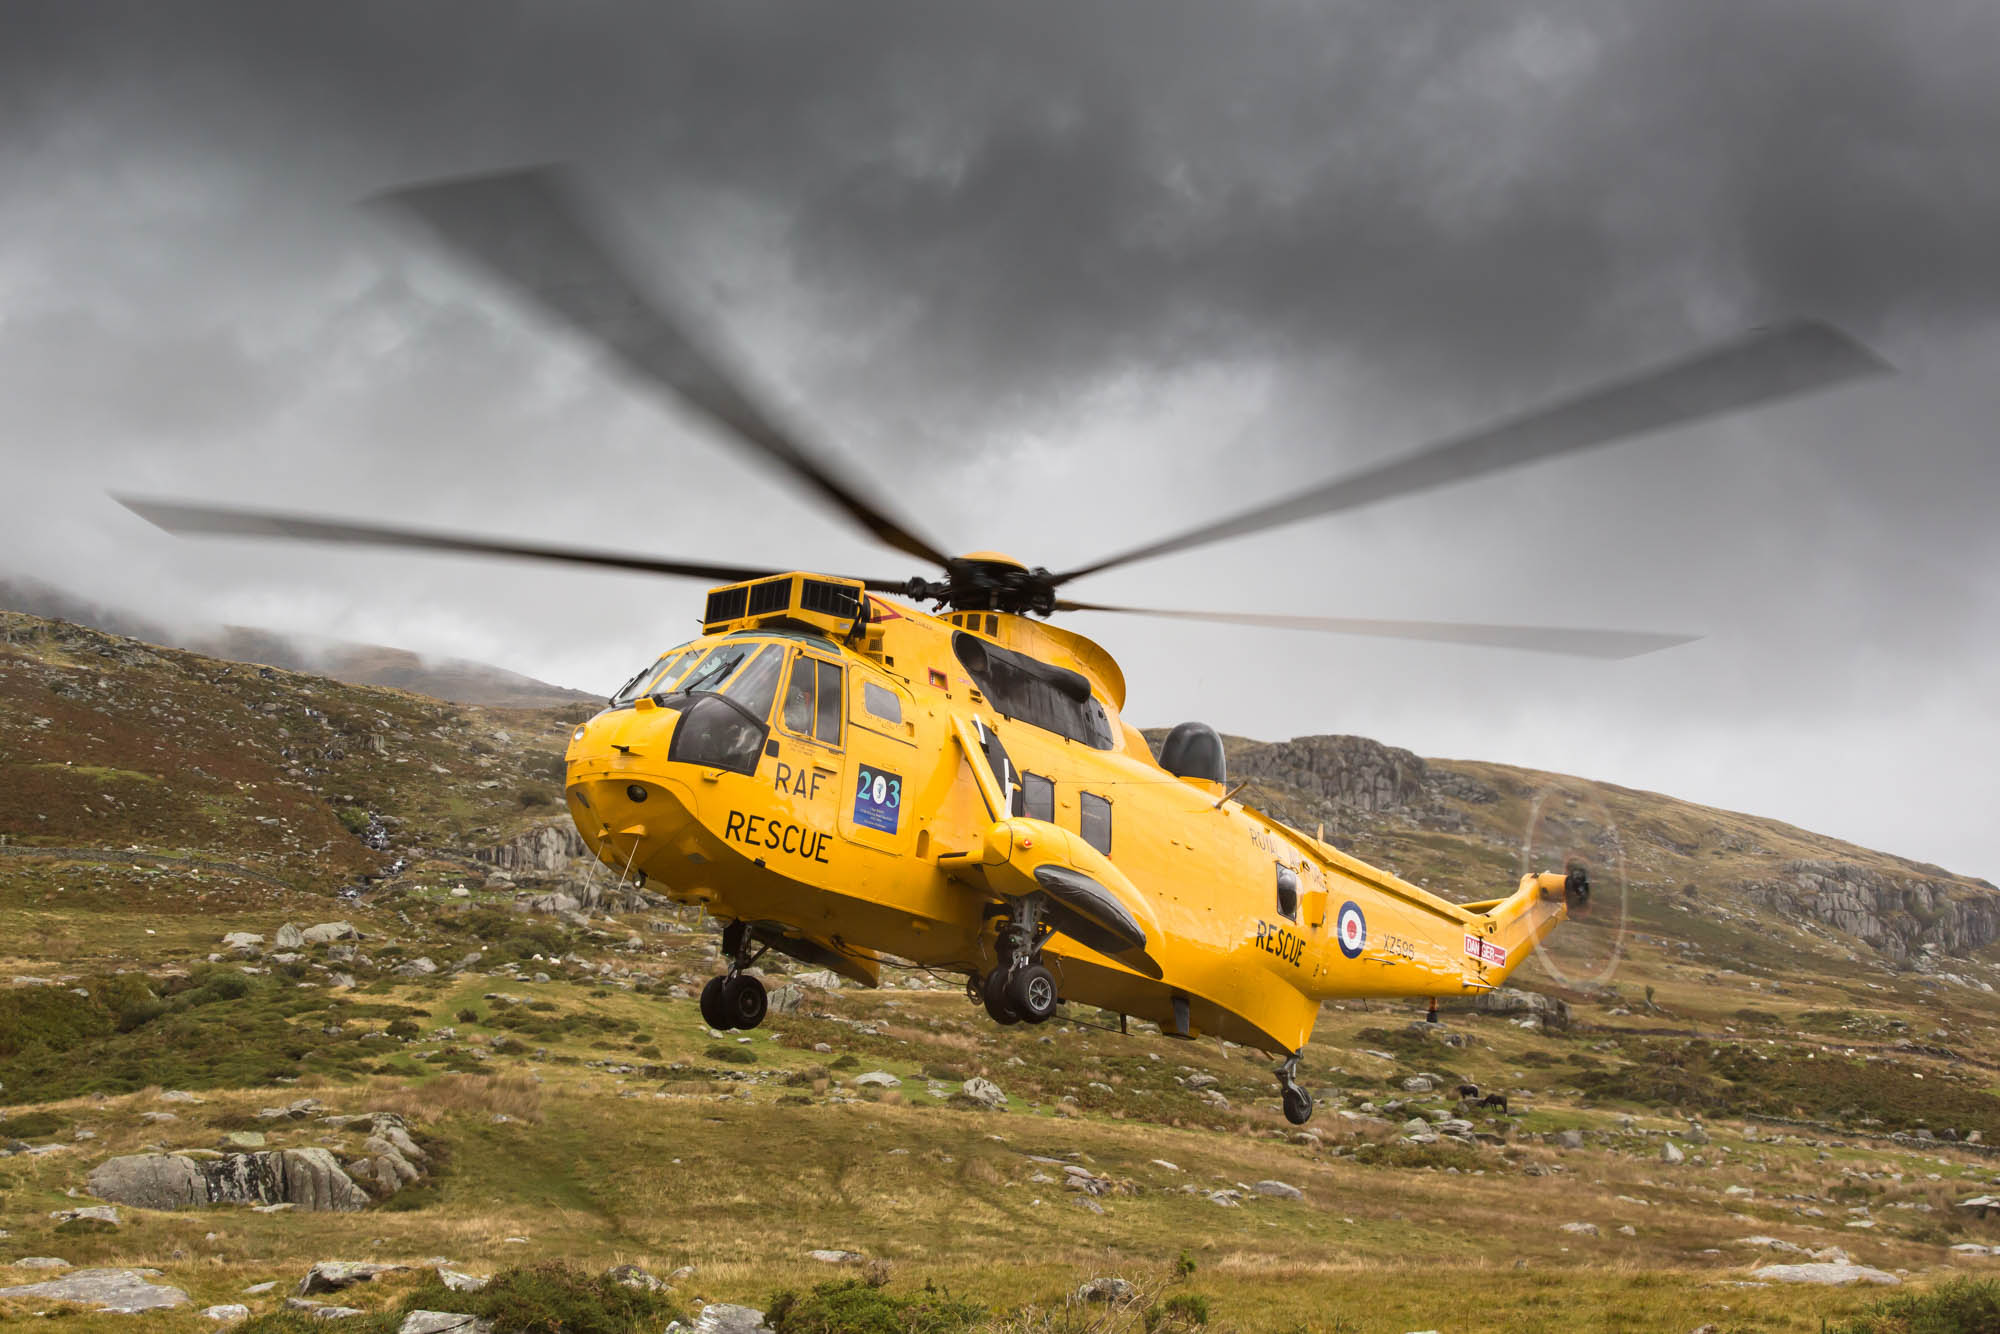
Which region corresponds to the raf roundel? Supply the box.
[1335,901,1367,959]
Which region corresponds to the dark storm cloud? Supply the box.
[0,1,1995,877]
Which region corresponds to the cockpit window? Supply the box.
[678,643,756,696]
[720,644,786,719]
[609,644,703,706]
[952,632,1114,749]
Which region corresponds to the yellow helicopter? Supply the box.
[119,167,1886,1122]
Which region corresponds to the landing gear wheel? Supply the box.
[981,968,1022,1026]
[1282,1084,1314,1126]
[1006,963,1059,1024]
[721,974,767,1030]
[700,976,733,1031]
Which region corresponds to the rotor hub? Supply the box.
[906,553,1057,617]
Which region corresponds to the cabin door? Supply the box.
[768,649,845,852]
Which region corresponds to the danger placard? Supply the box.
[1464,934,1507,967]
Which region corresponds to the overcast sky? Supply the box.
[2,1,1995,881]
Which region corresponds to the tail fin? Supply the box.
[1458,866,1588,989]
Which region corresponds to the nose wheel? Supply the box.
[700,920,770,1032]
[1276,1051,1313,1125]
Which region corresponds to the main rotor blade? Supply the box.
[1054,598,1697,659]
[115,496,908,590]
[1056,319,1887,583]
[367,165,955,570]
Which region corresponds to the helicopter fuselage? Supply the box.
[564,575,1574,1056]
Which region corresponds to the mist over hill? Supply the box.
[0,575,595,709]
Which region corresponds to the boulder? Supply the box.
[1075,1277,1137,1304]
[0,1268,189,1313]
[51,1205,120,1225]
[1749,1263,1899,1286]
[767,986,804,1015]
[221,932,264,956]
[436,1270,489,1293]
[275,924,305,950]
[1555,1129,1585,1150]
[793,970,842,990]
[852,1071,900,1089]
[297,1261,408,1295]
[1253,1180,1305,1200]
[959,1077,1007,1110]
[1401,1075,1436,1093]
[807,1250,865,1264]
[203,1304,252,1322]
[301,922,361,945]
[687,1304,773,1334]
[399,1314,493,1334]
[1661,1141,1686,1165]
[605,1264,665,1292]
[88,1148,371,1212]
[1559,1222,1600,1237]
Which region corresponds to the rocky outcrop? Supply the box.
[1229,734,1498,830]
[1471,986,1571,1031]
[1744,860,2000,960]
[87,1148,370,1212]
[479,824,584,876]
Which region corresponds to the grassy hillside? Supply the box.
[6,612,2000,1333]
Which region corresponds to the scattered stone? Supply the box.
[13,1257,72,1270]
[1749,1263,1899,1286]
[221,1132,268,1151]
[0,1268,190,1313]
[1401,1075,1436,1093]
[436,1269,489,1293]
[1555,1129,1584,1150]
[1075,1277,1137,1304]
[793,971,842,990]
[51,1205,120,1225]
[243,1282,278,1294]
[605,1264,664,1292]
[1662,1142,1686,1165]
[807,1250,865,1264]
[1150,1160,1180,1172]
[1559,1222,1600,1237]
[221,932,264,956]
[204,1305,252,1322]
[1253,1180,1304,1201]
[852,1072,900,1089]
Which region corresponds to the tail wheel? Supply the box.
[981,968,1022,1026]
[1282,1084,1314,1126]
[699,975,733,1031]
[1006,964,1059,1024]
[722,974,767,1030]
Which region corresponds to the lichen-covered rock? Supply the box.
[0,1267,189,1312]
[87,1148,370,1212]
